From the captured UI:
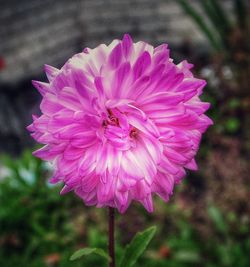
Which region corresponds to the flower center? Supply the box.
[102,109,119,127]
[129,128,138,138]
[101,109,138,149]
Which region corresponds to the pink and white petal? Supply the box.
[32,80,51,96]
[44,64,60,82]
[127,113,160,138]
[108,42,123,69]
[40,93,63,115]
[140,194,154,212]
[121,34,134,59]
[138,135,163,164]
[185,158,198,170]
[133,51,151,80]
[111,62,132,98]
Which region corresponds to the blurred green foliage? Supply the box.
[0,151,81,267]
[177,0,250,101]
[177,0,248,53]
[0,150,249,267]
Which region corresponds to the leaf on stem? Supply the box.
[119,226,157,267]
[70,247,111,262]
[208,206,228,234]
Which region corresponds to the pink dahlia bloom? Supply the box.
[28,34,212,213]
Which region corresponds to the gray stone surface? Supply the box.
[0,0,201,83]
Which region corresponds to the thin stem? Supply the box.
[108,207,116,267]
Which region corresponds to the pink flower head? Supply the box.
[28,34,212,213]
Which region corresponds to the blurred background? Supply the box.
[0,0,249,266]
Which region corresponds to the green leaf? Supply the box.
[199,1,221,30]
[119,226,156,267]
[228,98,240,109]
[208,206,227,234]
[209,0,231,32]
[225,118,240,133]
[177,0,222,51]
[70,247,111,262]
[199,0,227,48]
[174,250,201,263]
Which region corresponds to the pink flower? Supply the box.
[28,34,212,213]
